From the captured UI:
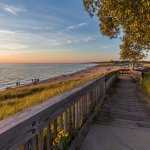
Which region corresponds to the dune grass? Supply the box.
[144,63,150,67]
[140,72,150,98]
[0,73,104,121]
[99,63,115,66]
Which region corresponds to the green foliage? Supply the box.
[83,0,150,61]
[120,39,147,62]
[140,72,150,98]
[120,35,148,61]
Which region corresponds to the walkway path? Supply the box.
[80,75,150,150]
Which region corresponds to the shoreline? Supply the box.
[2,65,122,91]
[0,63,95,91]
[0,65,123,120]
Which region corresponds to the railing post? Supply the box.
[59,114,63,130]
[38,130,43,150]
[73,104,76,129]
[64,111,68,132]
[75,102,78,129]
[141,71,144,83]
[59,114,63,150]
[104,76,107,97]
[68,107,72,133]
[19,136,37,150]
[47,124,52,150]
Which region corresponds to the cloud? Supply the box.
[48,35,98,47]
[83,37,93,42]
[0,42,28,50]
[65,40,72,44]
[0,29,15,34]
[0,26,98,51]
[65,22,87,31]
[49,40,62,46]
[101,45,115,49]
[31,26,54,30]
[0,3,26,16]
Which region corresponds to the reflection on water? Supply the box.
[0,63,96,90]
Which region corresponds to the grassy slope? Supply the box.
[99,63,122,66]
[144,63,150,67]
[140,72,150,98]
[0,73,104,121]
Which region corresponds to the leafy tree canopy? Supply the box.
[83,0,150,61]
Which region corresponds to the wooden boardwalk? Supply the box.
[80,75,150,150]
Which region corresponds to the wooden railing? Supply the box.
[119,69,130,75]
[0,71,119,150]
[119,69,143,83]
[130,70,143,82]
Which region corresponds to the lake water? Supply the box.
[0,63,96,90]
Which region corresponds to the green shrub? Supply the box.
[140,72,150,98]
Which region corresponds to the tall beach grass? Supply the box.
[140,72,150,98]
[0,73,104,121]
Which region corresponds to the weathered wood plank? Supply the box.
[46,124,51,150]
[64,111,68,132]
[38,130,43,150]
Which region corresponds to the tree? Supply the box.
[83,0,150,61]
[120,43,147,63]
[120,35,147,62]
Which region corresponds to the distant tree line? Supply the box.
[92,60,150,64]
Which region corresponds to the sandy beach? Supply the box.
[3,65,123,91]
[31,65,122,86]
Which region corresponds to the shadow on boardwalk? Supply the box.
[80,75,150,150]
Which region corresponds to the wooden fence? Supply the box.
[120,69,143,83]
[0,71,120,150]
[130,70,143,82]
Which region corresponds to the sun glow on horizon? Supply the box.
[0,49,116,63]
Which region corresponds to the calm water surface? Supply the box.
[0,63,96,90]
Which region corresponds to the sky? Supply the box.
[0,0,148,63]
